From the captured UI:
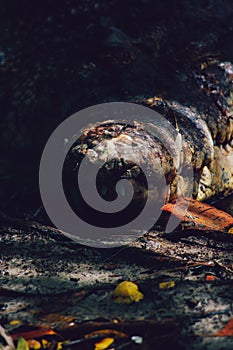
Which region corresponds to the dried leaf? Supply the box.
[9,321,21,327]
[56,342,63,350]
[41,340,48,348]
[205,275,216,281]
[214,318,233,336]
[10,326,57,341]
[94,337,114,350]
[26,340,41,350]
[113,281,144,304]
[162,197,233,232]
[159,281,175,289]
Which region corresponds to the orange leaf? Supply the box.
[162,197,233,232]
[10,326,57,340]
[94,337,114,350]
[215,318,233,336]
[27,339,41,349]
[205,275,216,281]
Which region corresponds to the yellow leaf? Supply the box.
[41,340,49,348]
[94,337,114,350]
[113,281,144,304]
[10,320,21,326]
[159,281,175,289]
[56,342,63,350]
[27,340,41,350]
[17,337,29,350]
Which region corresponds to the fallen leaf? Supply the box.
[214,318,233,336]
[205,275,216,281]
[162,197,233,232]
[26,340,40,350]
[56,342,63,350]
[94,337,114,350]
[9,321,21,327]
[10,326,57,341]
[159,281,175,289]
[113,281,144,304]
[41,340,48,348]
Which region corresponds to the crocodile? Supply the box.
[63,61,233,226]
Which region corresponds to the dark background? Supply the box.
[0,0,233,219]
